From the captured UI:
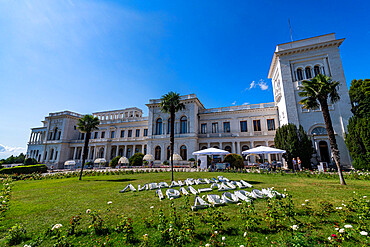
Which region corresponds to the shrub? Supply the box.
[163,160,169,166]
[109,156,121,168]
[129,153,144,166]
[0,164,48,174]
[188,158,195,162]
[85,161,93,168]
[6,223,27,245]
[24,158,38,165]
[224,154,244,169]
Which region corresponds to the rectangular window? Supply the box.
[253,120,261,131]
[110,131,115,138]
[223,122,230,133]
[201,123,207,134]
[136,129,140,137]
[212,122,218,133]
[267,119,275,131]
[94,132,98,139]
[101,131,105,138]
[144,129,148,136]
[55,151,58,160]
[128,130,132,137]
[240,121,248,132]
[120,130,125,138]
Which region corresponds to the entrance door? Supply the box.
[319,141,330,163]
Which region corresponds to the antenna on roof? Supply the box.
[288,19,293,42]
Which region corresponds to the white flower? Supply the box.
[335,228,339,231]
[144,234,148,237]
[169,228,172,232]
[339,229,345,233]
[202,195,205,198]
[222,236,226,241]
[305,199,309,202]
[240,245,245,247]
[344,224,353,228]
[342,204,346,207]
[86,209,91,214]
[353,191,356,193]
[205,244,211,247]
[360,231,368,236]
[364,196,367,199]
[302,204,305,206]
[359,216,362,219]
[284,188,287,191]
[170,197,173,200]
[24,245,31,247]
[214,231,218,234]
[107,201,112,205]
[336,207,339,209]
[51,224,63,231]
[150,206,154,209]
[338,207,342,210]
[291,225,298,230]
[328,237,331,241]
[243,232,247,237]
[237,203,242,205]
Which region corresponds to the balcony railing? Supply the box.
[200,102,276,114]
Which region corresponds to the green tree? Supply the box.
[224,154,244,169]
[77,115,100,180]
[109,156,121,168]
[274,123,313,169]
[345,79,370,170]
[160,91,185,181]
[298,74,346,185]
[129,153,144,166]
[24,158,38,165]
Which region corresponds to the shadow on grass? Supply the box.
[93,179,137,182]
[246,180,262,185]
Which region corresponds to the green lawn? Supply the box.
[1,172,369,246]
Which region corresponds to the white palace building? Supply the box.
[26,33,353,168]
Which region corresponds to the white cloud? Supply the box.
[244,79,269,91]
[242,102,249,105]
[231,101,236,105]
[0,144,26,159]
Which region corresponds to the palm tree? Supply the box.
[298,74,346,185]
[77,114,100,180]
[160,92,185,182]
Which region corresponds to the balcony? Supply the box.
[200,102,276,114]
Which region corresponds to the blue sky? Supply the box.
[0,0,369,159]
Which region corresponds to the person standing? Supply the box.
[297,157,302,171]
[292,158,297,172]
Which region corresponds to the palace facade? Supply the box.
[26,33,353,168]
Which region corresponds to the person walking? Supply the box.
[292,158,297,172]
[297,157,302,171]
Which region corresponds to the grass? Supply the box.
[1,171,370,246]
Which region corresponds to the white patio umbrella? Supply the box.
[118,157,129,164]
[242,146,286,155]
[169,153,182,161]
[64,160,75,169]
[143,154,154,161]
[192,147,230,156]
[94,158,106,163]
[192,148,230,169]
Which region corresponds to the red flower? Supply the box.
[331,234,337,238]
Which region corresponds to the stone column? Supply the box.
[73,147,77,160]
[104,144,108,159]
[124,145,127,157]
[142,144,145,154]
[115,146,119,157]
[236,141,240,154]
[219,142,222,149]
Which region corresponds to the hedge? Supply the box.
[0,164,48,174]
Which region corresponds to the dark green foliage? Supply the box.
[0,153,25,165]
[109,156,121,168]
[345,79,370,170]
[188,158,195,162]
[24,158,38,165]
[274,123,313,169]
[348,79,370,118]
[129,153,144,166]
[85,161,93,168]
[224,153,244,169]
[0,164,47,174]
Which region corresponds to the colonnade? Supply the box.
[29,131,45,144]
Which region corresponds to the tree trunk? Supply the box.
[79,131,90,181]
[320,99,346,185]
[170,110,175,182]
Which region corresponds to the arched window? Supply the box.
[305,67,312,79]
[311,127,327,135]
[167,118,171,134]
[224,146,232,153]
[167,146,171,160]
[201,146,208,150]
[314,65,321,76]
[180,145,187,160]
[297,68,303,81]
[180,116,187,134]
[155,146,161,160]
[53,127,58,140]
[126,148,131,158]
[242,145,249,151]
[50,149,54,160]
[155,118,162,135]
